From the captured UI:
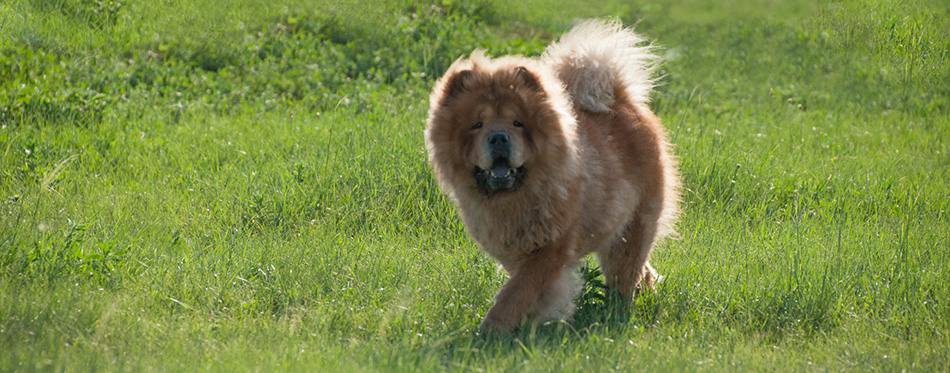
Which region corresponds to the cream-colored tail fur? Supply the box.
[543,19,659,113]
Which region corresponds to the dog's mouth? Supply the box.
[474,159,525,195]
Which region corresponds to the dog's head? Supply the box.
[426,54,573,197]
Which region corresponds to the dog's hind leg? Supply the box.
[596,212,660,301]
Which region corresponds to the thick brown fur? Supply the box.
[425,20,680,334]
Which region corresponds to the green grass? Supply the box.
[2,0,949,370]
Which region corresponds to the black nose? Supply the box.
[489,132,509,145]
[488,132,510,158]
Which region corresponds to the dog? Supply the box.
[425,19,679,334]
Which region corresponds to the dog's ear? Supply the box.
[441,69,474,104]
[515,66,542,92]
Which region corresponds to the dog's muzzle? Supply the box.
[474,132,525,195]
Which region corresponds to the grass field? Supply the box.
[2,0,949,370]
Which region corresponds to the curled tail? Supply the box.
[543,19,659,113]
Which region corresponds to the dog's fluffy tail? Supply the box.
[544,19,659,113]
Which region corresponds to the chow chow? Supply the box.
[425,19,680,334]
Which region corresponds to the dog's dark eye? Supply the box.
[471,122,483,130]
[513,120,524,127]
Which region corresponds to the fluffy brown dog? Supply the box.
[425,20,680,334]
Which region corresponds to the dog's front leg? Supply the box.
[479,233,574,335]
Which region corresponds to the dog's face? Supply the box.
[453,83,531,195]
[427,63,553,196]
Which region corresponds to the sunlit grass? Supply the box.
[1,0,948,370]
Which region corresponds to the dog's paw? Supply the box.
[642,261,663,290]
[477,308,519,336]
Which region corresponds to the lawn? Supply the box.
[1,0,948,370]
